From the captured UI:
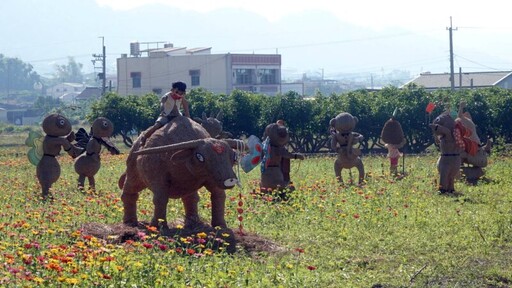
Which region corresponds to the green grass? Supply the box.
[1,134,511,287]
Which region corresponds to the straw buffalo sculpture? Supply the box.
[118,115,242,230]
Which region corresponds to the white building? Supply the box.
[117,43,282,96]
[47,82,86,99]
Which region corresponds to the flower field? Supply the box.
[0,134,511,287]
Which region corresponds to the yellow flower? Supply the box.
[66,278,79,285]
[221,233,230,238]
[176,265,185,273]
[197,232,207,239]
[176,224,183,229]
[33,277,44,283]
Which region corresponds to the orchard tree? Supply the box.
[54,57,84,83]
[221,90,264,138]
[88,92,159,147]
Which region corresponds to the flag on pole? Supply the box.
[426,102,436,114]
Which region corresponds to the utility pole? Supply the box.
[92,36,106,95]
[447,17,457,91]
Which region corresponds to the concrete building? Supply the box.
[117,42,281,96]
[47,82,86,99]
[403,71,512,91]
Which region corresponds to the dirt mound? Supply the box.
[81,220,286,256]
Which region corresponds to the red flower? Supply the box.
[187,248,195,255]
[307,265,317,270]
[142,243,153,249]
[295,248,305,253]
[353,213,360,219]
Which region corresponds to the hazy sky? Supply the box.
[2,0,512,80]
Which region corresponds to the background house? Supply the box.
[403,71,512,91]
[117,42,282,96]
[47,82,86,99]
[76,87,102,101]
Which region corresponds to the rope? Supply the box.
[233,139,246,235]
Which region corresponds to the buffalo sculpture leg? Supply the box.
[151,189,170,228]
[120,172,145,225]
[181,192,201,228]
[208,186,227,228]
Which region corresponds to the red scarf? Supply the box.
[171,93,182,100]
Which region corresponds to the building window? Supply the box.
[189,70,200,86]
[259,69,278,84]
[130,72,141,88]
[234,69,254,85]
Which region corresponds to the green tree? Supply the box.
[0,54,40,93]
[54,57,84,83]
[88,92,159,147]
[221,90,264,138]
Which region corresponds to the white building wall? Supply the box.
[117,52,281,96]
[47,83,85,98]
[118,54,230,96]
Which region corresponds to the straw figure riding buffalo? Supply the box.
[118,115,243,231]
